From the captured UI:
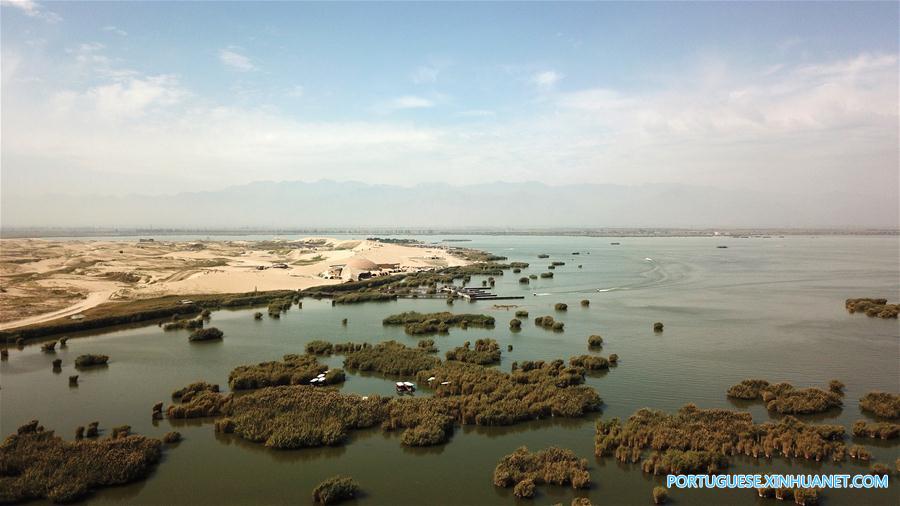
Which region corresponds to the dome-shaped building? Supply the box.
[340,256,378,281]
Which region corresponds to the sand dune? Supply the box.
[0,237,468,330]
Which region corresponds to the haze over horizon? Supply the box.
[2,1,898,228]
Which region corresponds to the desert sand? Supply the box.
[0,237,469,329]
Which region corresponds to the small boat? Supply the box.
[440,381,451,385]
[717,246,728,249]
[396,381,416,394]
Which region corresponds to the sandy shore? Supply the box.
[0,237,469,330]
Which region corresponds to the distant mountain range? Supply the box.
[2,180,897,229]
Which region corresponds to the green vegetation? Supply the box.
[540,272,554,278]
[588,335,603,348]
[312,475,361,505]
[851,420,899,439]
[551,261,565,266]
[334,292,396,304]
[492,446,590,499]
[445,339,501,365]
[343,340,441,376]
[515,310,529,317]
[166,349,600,449]
[859,391,900,419]
[828,380,845,395]
[580,299,590,307]
[848,445,871,461]
[845,298,899,319]
[0,290,297,342]
[595,404,849,472]
[555,303,568,311]
[162,316,203,331]
[726,379,842,414]
[537,254,550,259]
[0,420,163,503]
[172,381,220,400]
[162,431,182,444]
[383,311,495,335]
[510,318,522,330]
[229,354,344,389]
[417,339,437,353]
[519,277,529,284]
[652,486,669,504]
[534,315,564,331]
[529,274,538,280]
[40,340,57,353]
[74,354,108,368]
[306,340,334,355]
[653,322,664,332]
[608,354,618,363]
[253,312,263,320]
[189,327,224,342]
[569,355,610,371]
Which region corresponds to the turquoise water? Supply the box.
[1,235,898,505]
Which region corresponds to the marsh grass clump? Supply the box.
[515,310,529,318]
[172,381,220,400]
[492,446,591,498]
[189,327,224,342]
[859,391,900,419]
[540,272,554,279]
[608,354,618,363]
[569,355,610,371]
[74,354,108,369]
[653,322,664,332]
[52,358,62,371]
[229,354,344,389]
[162,317,203,331]
[85,422,99,438]
[594,404,848,471]
[59,337,69,346]
[534,315,563,331]
[652,486,669,504]
[40,340,58,353]
[828,380,845,395]
[167,350,601,450]
[555,303,568,311]
[342,340,440,376]
[0,421,163,503]
[69,375,79,386]
[538,254,550,259]
[162,431,182,444]
[417,339,437,353]
[254,312,263,320]
[852,420,900,439]
[519,277,530,284]
[587,335,603,348]
[383,311,495,335]
[580,300,590,307]
[529,274,537,280]
[848,445,871,461]
[1,348,8,360]
[111,425,131,439]
[312,475,361,504]
[306,340,334,355]
[845,298,899,319]
[510,318,522,330]
[445,339,501,365]
[726,379,842,414]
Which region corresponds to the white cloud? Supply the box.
[218,48,257,72]
[102,25,128,36]
[1,0,61,22]
[531,70,563,90]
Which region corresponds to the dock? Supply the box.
[442,286,525,301]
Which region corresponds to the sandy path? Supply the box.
[0,289,115,331]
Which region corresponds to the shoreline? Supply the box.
[0,237,473,332]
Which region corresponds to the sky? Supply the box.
[1,1,898,215]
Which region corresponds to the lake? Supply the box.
[2,235,898,505]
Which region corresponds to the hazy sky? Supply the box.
[2,1,898,202]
